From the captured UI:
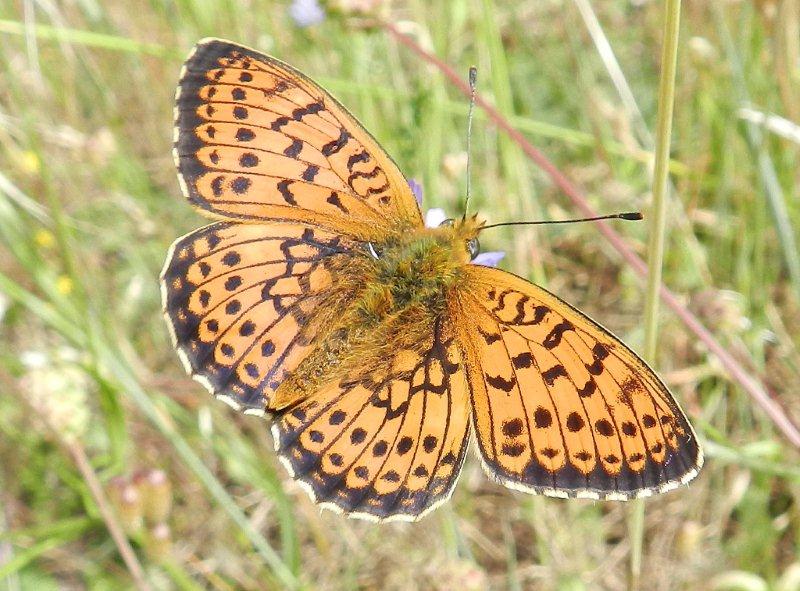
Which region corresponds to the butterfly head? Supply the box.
[421,209,504,267]
[437,213,486,264]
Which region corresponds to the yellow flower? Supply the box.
[56,275,73,295]
[19,150,41,174]
[34,229,55,249]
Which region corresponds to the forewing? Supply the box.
[453,266,702,499]
[272,319,471,521]
[174,38,422,240]
[161,221,356,413]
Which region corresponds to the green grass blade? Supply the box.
[630,1,684,589]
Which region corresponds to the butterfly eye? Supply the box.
[467,237,480,260]
[439,218,455,227]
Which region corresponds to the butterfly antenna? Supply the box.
[482,212,643,230]
[463,66,478,219]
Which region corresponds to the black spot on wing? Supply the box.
[302,164,319,182]
[347,150,370,169]
[478,327,501,344]
[236,127,255,142]
[322,129,350,156]
[502,418,524,437]
[533,407,553,428]
[542,365,568,386]
[277,179,297,205]
[326,192,349,213]
[511,352,533,369]
[543,320,574,349]
[271,116,290,131]
[283,139,303,158]
[486,373,516,393]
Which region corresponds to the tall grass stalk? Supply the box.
[628,0,683,589]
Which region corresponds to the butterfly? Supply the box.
[161,38,703,522]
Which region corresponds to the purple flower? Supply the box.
[471,251,506,267]
[289,0,325,27]
[408,178,424,206]
[412,180,505,268]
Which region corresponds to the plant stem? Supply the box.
[630,1,683,589]
[66,440,153,591]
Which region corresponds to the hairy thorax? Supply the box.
[272,217,482,409]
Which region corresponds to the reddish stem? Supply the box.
[384,22,800,449]
[67,442,153,591]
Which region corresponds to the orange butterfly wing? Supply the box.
[174,38,422,241]
[161,221,358,413]
[165,38,701,521]
[272,319,471,521]
[451,265,702,499]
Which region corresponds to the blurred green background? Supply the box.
[1,0,799,589]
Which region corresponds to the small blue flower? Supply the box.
[412,180,505,268]
[289,0,325,27]
[471,251,506,267]
[408,178,424,206]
